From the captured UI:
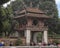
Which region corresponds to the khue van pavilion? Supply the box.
[13,7,51,45]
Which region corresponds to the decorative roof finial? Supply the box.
[30,2,33,7]
[22,1,27,9]
[37,4,39,9]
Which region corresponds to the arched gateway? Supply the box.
[14,7,51,45]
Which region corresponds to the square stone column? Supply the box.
[33,32,38,43]
[25,30,31,45]
[43,31,48,44]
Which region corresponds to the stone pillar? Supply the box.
[43,31,48,44]
[25,30,31,45]
[15,31,19,37]
[33,32,38,43]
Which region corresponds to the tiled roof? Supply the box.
[14,7,51,19]
[26,7,44,13]
[14,13,51,19]
[15,7,45,14]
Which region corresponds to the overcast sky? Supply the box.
[3,0,60,17]
[55,0,60,17]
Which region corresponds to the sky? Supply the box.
[55,0,60,17]
[3,0,15,7]
[3,0,60,17]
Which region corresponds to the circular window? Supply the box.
[20,18,27,25]
[33,19,38,26]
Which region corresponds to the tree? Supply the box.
[0,5,13,37]
[0,0,9,5]
[2,5,14,37]
[55,18,60,34]
[0,0,10,36]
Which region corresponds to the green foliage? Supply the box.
[54,18,60,34]
[0,5,13,37]
[15,38,22,46]
[0,7,4,32]
[0,0,10,36]
[53,39,59,44]
[11,0,24,11]
[0,0,10,5]
[3,20,11,32]
[39,1,58,16]
[37,32,43,42]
